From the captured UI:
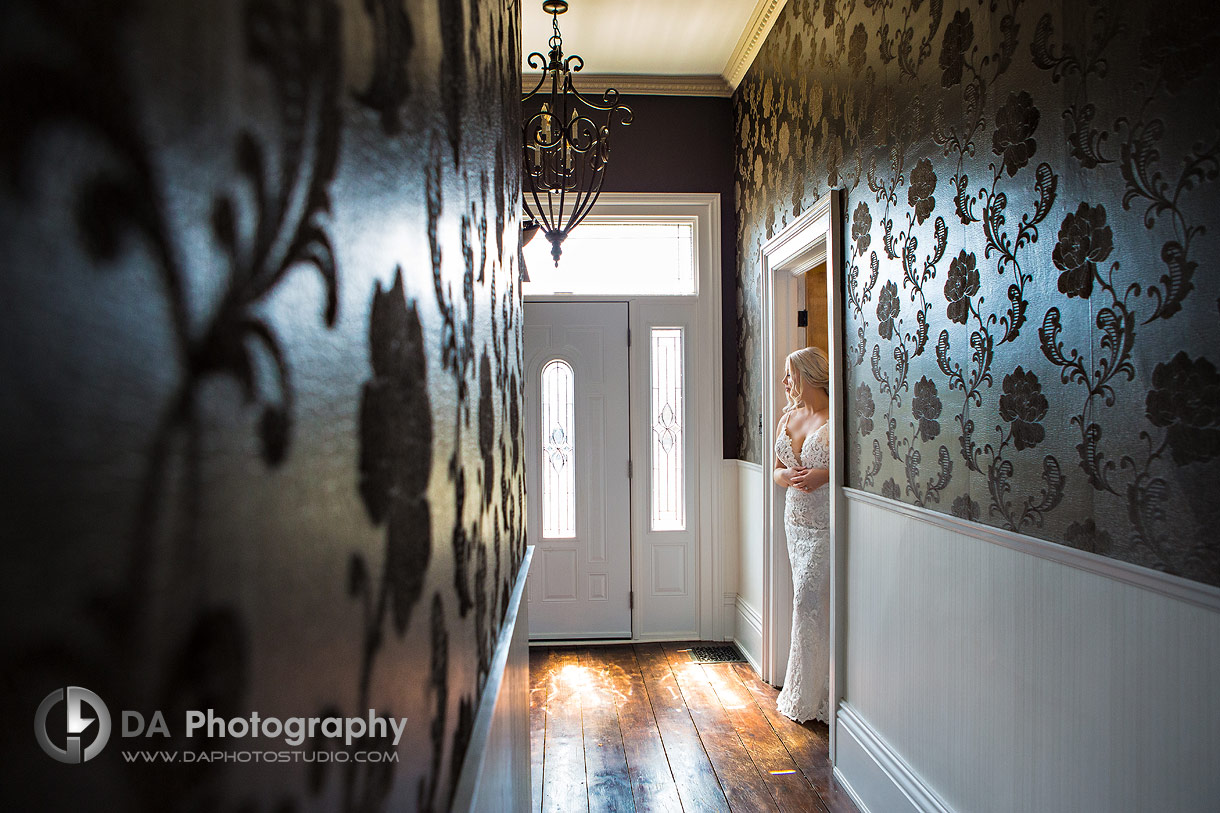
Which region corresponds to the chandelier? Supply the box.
[522,0,633,266]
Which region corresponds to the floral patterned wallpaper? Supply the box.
[735,0,1220,587]
[0,0,523,809]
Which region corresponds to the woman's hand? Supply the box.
[774,464,828,492]
[788,467,815,492]
[774,465,808,489]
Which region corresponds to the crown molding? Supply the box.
[723,0,788,90]
[520,0,787,97]
[521,72,733,98]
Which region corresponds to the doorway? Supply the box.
[758,190,846,759]
[521,192,725,643]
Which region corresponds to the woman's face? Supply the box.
[783,363,796,397]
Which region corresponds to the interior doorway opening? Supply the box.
[758,190,846,760]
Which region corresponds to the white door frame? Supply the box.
[759,190,845,759]
[523,192,725,642]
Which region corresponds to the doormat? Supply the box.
[687,645,746,664]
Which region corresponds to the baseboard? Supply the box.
[733,596,763,674]
[721,591,737,643]
[834,702,953,813]
[529,634,695,646]
[451,547,534,813]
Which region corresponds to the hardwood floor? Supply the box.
[530,642,860,813]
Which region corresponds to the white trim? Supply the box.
[735,596,763,633]
[762,206,831,274]
[733,596,763,673]
[520,0,787,95]
[526,193,724,643]
[833,763,876,813]
[720,461,740,642]
[521,72,732,97]
[833,703,954,813]
[732,458,764,668]
[833,766,875,813]
[722,590,738,641]
[451,547,534,813]
[758,191,845,759]
[843,487,1220,613]
[723,0,789,90]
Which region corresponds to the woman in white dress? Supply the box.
[771,346,832,723]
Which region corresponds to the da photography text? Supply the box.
[35,686,408,765]
[125,708,409,747]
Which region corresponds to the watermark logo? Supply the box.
[34,690,404,765]
[35,686,112,763]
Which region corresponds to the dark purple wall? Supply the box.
[525,93,739,457]
[607,94,739,459]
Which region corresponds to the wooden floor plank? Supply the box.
[658,642,781,813]
[702,662,829,813]
[730,662,858,813]
[577,647,635,813]
[529,645,858,813]
[530,647,549,813]
[598,646,685,813]
[633,643,732,813]
[542,648,589,813]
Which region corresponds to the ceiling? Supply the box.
[520,0,785,96]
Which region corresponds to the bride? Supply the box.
[771,346,831,723]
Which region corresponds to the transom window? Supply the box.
[522,220,695,296]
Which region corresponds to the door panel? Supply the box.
[629,305,700,638]
[524,302,631,638]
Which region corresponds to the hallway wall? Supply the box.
[840,490,1220,812]
[732,0,1220,809]
[734,0,1219,588]
[0,1,524,810]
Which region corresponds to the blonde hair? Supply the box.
[784,346,830,412]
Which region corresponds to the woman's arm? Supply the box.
[773,457,802,488]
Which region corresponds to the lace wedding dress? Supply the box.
[773,418,831,723]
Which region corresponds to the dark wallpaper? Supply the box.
[0,0,524,810]
[734,0,1220,586]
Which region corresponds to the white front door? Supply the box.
[524,302,631,639]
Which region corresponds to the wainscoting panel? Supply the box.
[720,460,740,641]
[734,460,765,669]
[452,548,533,813]
[834,702,951,813]
[734,597,763,675]
[840,493,1220,813]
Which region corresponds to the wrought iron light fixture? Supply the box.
[522,0,633,265]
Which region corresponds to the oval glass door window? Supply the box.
[540,359,575,538]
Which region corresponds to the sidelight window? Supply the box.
[650,328,685,531]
